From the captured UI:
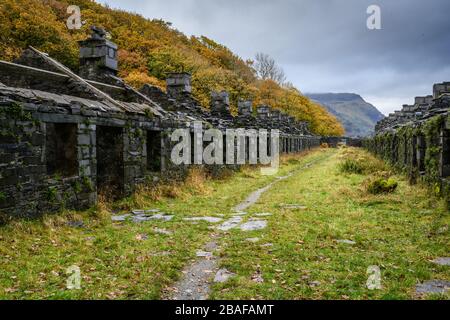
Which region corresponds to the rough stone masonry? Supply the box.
[0,26,323,219]
[364,82,450,203]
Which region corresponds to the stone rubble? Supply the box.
[415,280,450,294]
[214,269,236,283]
[431,257,450,266]
[196,251,213,258]
[217,216,243,231]
[254,213,273,217]
[111,214,130,222]
[336,239,357,245]
[280,204,308,210]
[184,217,223,223]
[153,228,172,235]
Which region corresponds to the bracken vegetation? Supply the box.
[0,0,344,136]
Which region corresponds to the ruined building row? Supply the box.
[0,27,321,218]
[364,82,450,201]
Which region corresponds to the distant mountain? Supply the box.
[305,93,385,137]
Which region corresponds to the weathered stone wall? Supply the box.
[0,84,321,218]
[0,87,171,218]
[364,84,450,203]
[0,101,97,217]
[0,27,323,219]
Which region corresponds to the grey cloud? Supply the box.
[99,0,450,114]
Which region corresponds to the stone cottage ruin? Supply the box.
[0,27,320,218]
[364,82,450,201]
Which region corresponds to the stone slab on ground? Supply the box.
[261,243,273,247]
[239,220,267,231]
[153,228,172,235]
[196,251,213,258]
[214,268,236,283]
[217,216,243,231]
[184,217,223,223]
[254,213,273,217]
[204,241,218,251]
[132,209,161,215]
[111,214,130,222]
[135,233,149,241]
[67,221,85,228]
[150,251,171,257]
[416,280,450,294]
[431,257,450,266]
[232,211,248,216]
[280,204,308,210]
[337,239,357,245]
[132,214,174,223]
[251,270,264,283]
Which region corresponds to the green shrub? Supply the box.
[367,178,398,194]
[46,187,58,202]
[339,159,364,174]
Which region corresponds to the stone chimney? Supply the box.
[281,113,290,123]
[433,82,450,99]
[402,104,416,113]
[256,105,271,119]
[294,121,302,132]
[210,91,231,117]
[166,72,192,98]
[270,109,282,122]
[238,100,252,116]
[78,26,118,82]
[414,97,425,105]
[414,96,433,106]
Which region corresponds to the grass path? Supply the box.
[210,148,449,300]
[0,149,330,299]
[167,152,333,300]
[0,148,448,300]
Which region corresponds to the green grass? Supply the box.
[209,148,449,300]
[0,149,327,300]
[0,147,448,300]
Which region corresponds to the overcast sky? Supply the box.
[98,0,450,115]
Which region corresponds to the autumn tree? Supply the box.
[0,0,344,136]
[254,52,286,85]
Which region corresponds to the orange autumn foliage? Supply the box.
[0,0,344,136]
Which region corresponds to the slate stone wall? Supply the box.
[0,101,97,218]
[0,93,169,218]
[364,85,450,204]
[0,28,323,219]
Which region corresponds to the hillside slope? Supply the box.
[305,93,384,137]
[0,0,344,136]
